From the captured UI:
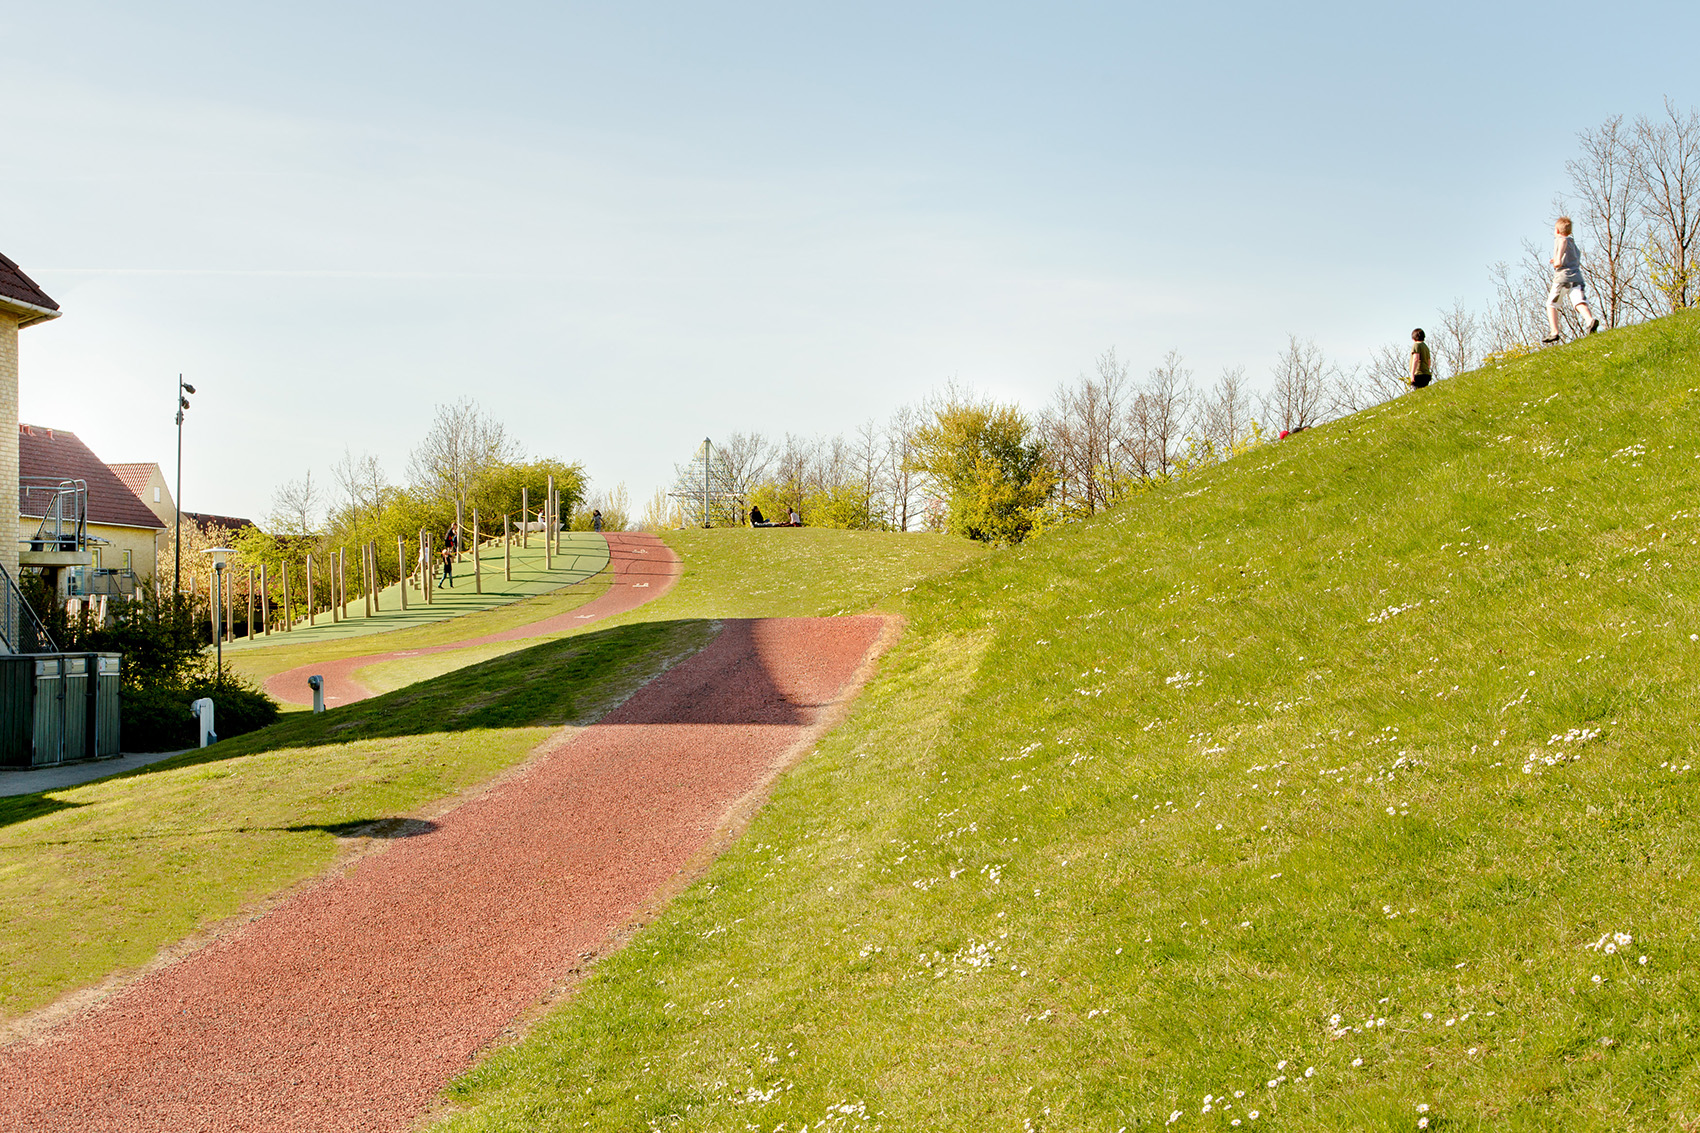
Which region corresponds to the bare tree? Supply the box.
[1484,245,1573,353]
[1126,349,1193,478]
[269,469,321,536]
[1197,365,1256,455]
[716,431,772,507]
[1568,114,1648,327]
[883,405,924,530]
[407,399,518,512]
[1634,98,1700,313]
[1435,298,1481,378]
[1041,347,1134,512]
[1262,336,1333,433]
[331,448,388,519]
[1363,344,1414,402]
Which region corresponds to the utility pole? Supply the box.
[703,436,711,528]
[173,375,196,600]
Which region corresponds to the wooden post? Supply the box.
[544,476,553,572]
[361,543,371,618]
[473,509,482,594]
[261,563,271,635]
[397,535,408,611]
[369,542,381,613]
[421,529,433,604]
[209,582,218,646]
[455,500,464,562]
[504,514,511,581]
[247,567,255,640]
[283,562,292,631]
[225,566,234,640]
[306,554,316,626]
[521,487,529,548]
[329,550,339,622]
[339,547,348,619]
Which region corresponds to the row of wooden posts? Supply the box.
[208,480,572,644]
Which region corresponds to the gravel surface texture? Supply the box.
[265,532,680,708]
[0,615,889,1132]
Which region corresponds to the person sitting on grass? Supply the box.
[1544,215,1600,344]
[1409,327,1433,389]
[750,504,768,526]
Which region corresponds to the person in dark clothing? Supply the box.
[592,509,603,532]
[750,505,767,526]
[440,526,457,587]
[1409,328,1433,389]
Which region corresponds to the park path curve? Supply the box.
[0,615,891,1133]
[265,531,681,708]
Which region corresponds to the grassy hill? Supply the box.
[436,312,1700,1131]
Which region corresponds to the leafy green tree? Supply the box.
[908,395,1054,544]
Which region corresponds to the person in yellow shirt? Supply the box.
[1409,328,1433,389]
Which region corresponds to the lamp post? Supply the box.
[174,376,197,600]
[204,547,233,684]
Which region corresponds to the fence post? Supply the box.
[397,535,408,611]
[544,474,554,572]
[522,487,529,548]
[456,500,464,563]
[422,529,433,604]
[283,562,292,631]
[473,509,482,594]
[261,563,271,635]
[306,554,316,626]
[247,567,255,640]
[504,514,511,581]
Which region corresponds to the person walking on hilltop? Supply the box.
[592,509,603,533]
[1544,216,1600,344]
[440,525,457,588]
[1409,328,1433,389]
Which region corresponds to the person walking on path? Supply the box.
[440,526,457,588]
[591,509,603,532]
[1409,328,1433,389]
[1544,216,1600,344]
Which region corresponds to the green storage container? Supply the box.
[89,653,122,759]
[32,655,66,766]
[0,655,34,768]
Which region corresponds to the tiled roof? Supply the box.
[108,462,160,500]
[18,425,166,531]
[0,252,60,326]
[186,511,257,535]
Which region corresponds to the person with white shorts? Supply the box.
[1544,215,1600,343]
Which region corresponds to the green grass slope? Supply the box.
[437,312,1700,1131]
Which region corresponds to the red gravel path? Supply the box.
[0,615,889,1133]
[265,532,681,708]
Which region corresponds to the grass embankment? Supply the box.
[437,312,1700,1131]
[344,528,984,695]
[226,539,612,686]
[0,530,982,1024]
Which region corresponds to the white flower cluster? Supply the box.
[1367,602,1420,624]
[1523,726,1601,774]
[914,937,1004,979]
[1165,671,1200,690]
[1583,930,1634,955]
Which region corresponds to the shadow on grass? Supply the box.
[10,816,441,847]
[128,619,725,777]
[0,794,85,831]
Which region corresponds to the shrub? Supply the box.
[122,671,280,753]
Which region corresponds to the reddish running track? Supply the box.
[0,615,890,1133]
[265,531,681,708]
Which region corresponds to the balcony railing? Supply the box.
[21,478,89,553]
[0,560,58,654]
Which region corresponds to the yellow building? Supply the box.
[19,425,166,598]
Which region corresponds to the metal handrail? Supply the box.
[0,559,58,654]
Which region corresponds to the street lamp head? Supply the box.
[181,382,196,395]
[204,547,235,570]
[180,396,190,410]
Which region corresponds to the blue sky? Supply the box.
[2,1,1696,522]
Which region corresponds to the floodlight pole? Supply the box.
[703,437,711,528]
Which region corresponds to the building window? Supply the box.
[91,548,101,571]
[154,486,161,502]
[122,549,132,570]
